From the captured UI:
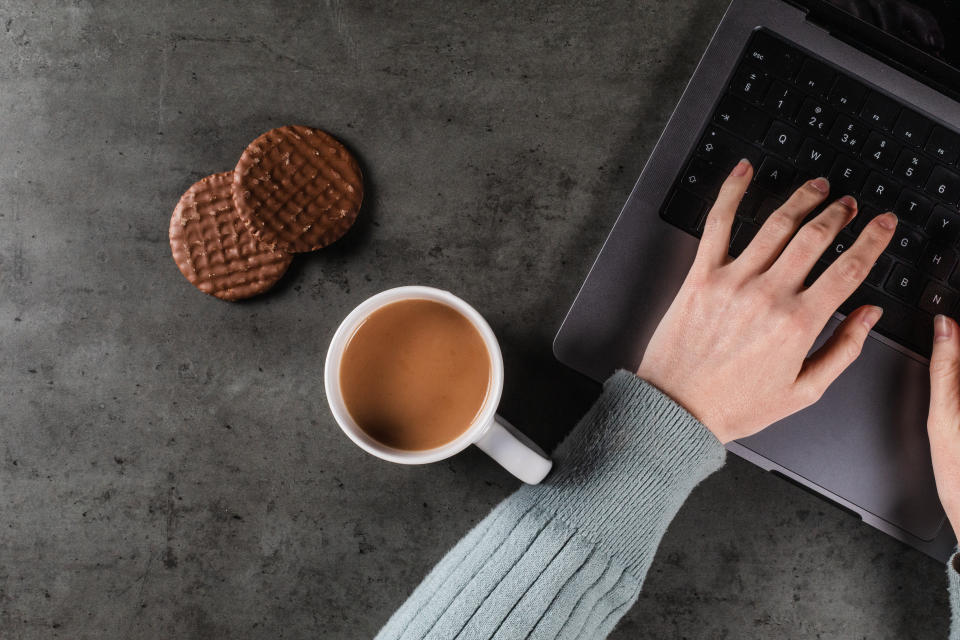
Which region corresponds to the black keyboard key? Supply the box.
[679,157,727,200]
[730,221,761,256]
[753,195,783,224]
[730,65,770,103]
[796,138,835,177]
[828,156,868,196]
[925,165,960,205]
[762,121,803,157]
[697,126,762,168]
[862,172,900,210]
[714,95,770,142]
[764,81,802,120]
[926,126,960,165]
[797,98,836,137]
[805,259,831,287]
[850,206,881,235]
[892,150,933,188]
[949,261,960,291]
[828,115,866,152]
[821,231,855,264]
[840,287,933,357]
[735,189,759,219]
[860,91,900,130]
[892,109,933,148]
[925,205,960,244]
[754,156,796,196]
[745,31,803,79]
[919,281,958,315]
[841,286,932,356]
[920,245,958,281]
[862,132,901,170]
[889,226,925,263]
[885,263,923,302]
[892,190,932,226]
[866,254,893,287]
[828,74,867,115]
[795,58,835,96]
[662,188,708,232]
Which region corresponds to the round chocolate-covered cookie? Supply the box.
[169,172,293,301]
[232,125,363,253]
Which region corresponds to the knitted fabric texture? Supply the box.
[376,370,725,639]
[377,370,960,639]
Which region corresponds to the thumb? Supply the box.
[929,314,960,426]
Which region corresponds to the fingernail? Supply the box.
[839,195,857,210]
[935,314,953,341]
[731,158,750,177]
[861,305,883,329]
[875,212,897,230]
[810,177,830,193]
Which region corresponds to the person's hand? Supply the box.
[926,315,960,537]
[637,159,896,443]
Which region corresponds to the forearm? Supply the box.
[376,370,726,640]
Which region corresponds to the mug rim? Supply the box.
[324,286,505,464]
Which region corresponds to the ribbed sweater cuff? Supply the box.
[949,553,960,640]
[518,369,727,578]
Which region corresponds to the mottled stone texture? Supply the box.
[0,1,948,638]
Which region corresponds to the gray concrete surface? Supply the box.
[0,1,950,638]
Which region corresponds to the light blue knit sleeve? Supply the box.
[949,554,960,639]
[376,370,727,640]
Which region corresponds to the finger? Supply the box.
[695,158,753,269]
[929,314,960,428]
[766,195,858,289]
[734,177,831,273]
[803,212,897,316]
[795,304,883,401]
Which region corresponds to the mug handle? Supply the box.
[475,415,552,484]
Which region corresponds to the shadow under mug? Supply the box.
[324,286,553,484]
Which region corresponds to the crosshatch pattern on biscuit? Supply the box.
[233,126,363,253]
[169,172,292,301]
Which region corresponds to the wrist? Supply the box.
[634,367,731,444]
[520,370,726,574]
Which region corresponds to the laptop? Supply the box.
[553,0,960,562]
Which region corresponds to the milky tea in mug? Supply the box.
[338,299,492,450]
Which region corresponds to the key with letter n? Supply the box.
[919,281,958,315]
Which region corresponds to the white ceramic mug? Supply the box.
[324,286,553,484]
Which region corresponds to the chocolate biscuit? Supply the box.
[169,172,293,301]
[232,125,363,253]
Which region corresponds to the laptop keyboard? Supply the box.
[661,29,960,359]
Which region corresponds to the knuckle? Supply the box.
[704,206,732,228]
[763,213,795,236]
[838,334,863,363]
[834,256,869,284]
[797,381,824,405]
[790,182,826,206]
[749,280,780,305]
[800,219,834,246]
[718,179,741,197]
[931,354,960,378]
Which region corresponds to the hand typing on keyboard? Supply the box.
[638,159,896,444]
[665,30,960,359]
